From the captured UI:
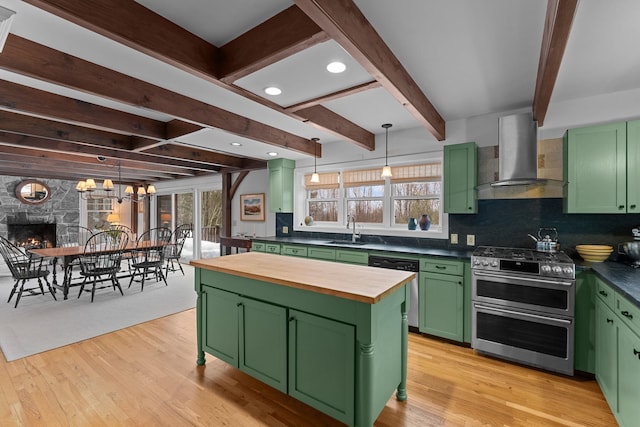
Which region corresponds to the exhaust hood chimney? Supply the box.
[491,112,542,186]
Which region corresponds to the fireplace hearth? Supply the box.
[7,223,57,249]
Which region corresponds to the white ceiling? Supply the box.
[1,0,640,162]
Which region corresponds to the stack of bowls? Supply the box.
[575,245,614,262]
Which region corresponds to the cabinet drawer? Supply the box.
[251,241,266,252]
[595,277,616,310]
[281,245,308,257]
[617,294,640,334]
[307,247,336,261]
[420,258,464,275]
[265,243,281,254]
[335,249,368,265]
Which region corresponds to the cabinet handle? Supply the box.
[634,349,640,359]
[606,318,614,324]
[631,204,637,209]
[621,310,634,319]
[237,302,243,307]
[599,290,608,297]
[468,206,472,210]
[288,316,295,322]
[435,265,446,270]
[619,205,625,210]
[458,281,463,285]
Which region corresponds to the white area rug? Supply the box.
[0,265,196,362]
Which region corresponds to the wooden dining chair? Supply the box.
[0,236,57,308]
[77,230,129,302]
[128,227,171,291]
[164,223,193,276]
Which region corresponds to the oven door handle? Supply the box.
[474,303,573,324]
[472,271,574,287]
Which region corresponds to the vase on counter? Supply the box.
[408,217,417,230]
[419,214,431,230]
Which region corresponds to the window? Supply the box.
[86,195,114,230]
[301,160,444,236]
[304,172,339,223]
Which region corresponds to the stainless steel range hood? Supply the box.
[491,112,545,187]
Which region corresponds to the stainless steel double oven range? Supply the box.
[471,246,576,376]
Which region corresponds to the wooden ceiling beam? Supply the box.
[0,131,218,174]
[0,35,316,157]
[0,79,166,139]
[533,0,578,127]
[218,5,329,83]
[23,1,369,151]
[295,105,374,150]
[294,0,446,141]
[285,80,381,113]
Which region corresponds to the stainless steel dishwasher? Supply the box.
[368,255,420,331]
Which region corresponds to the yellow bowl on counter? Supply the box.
[576,245,613,262]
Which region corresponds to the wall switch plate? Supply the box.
[451,233,458,244]
[467,234,475,246]
[282,226,289,233]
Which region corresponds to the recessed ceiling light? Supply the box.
[326,61,346,73]
[267,152,279,157]
[264,86,282,96]
[230,142,242,147]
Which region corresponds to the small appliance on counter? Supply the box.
[527,227,560,252]
[618,226,640,267]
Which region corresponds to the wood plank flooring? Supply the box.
[0,309,617,426]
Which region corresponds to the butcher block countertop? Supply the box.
[190,252,415,304]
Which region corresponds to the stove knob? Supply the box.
[540,265,552,273]
[482,260,489,266]
[563,267,574,276]
[473,259,481,266]
[490,260,498,267]
[552,266,563,274]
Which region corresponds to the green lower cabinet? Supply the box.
[251,241,266,252]
[265,243,281,254]
[419,271,464,341]
[335,249,368,265]
[574,271,596,373]
[595,298,618,413]
[307,246,336,261]
[281,244,308,257]
[617,322,640,427]
[239,297,288,393]
[202,286,239,366]
[288,309,355,425]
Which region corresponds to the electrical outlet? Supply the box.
[282,226,289,234]
[451,233,458,244]
[467,234,475,246]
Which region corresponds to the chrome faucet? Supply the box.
[346,214,360,243]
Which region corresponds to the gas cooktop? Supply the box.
[472,246,575,279]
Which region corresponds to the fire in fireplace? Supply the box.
[7,223,57,249]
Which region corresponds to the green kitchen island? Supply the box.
[191,252,415,427]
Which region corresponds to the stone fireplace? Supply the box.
[7,222,57,248]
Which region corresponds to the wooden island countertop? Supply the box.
[190,252,415,304]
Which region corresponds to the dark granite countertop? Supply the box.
[252,236,473,260]
[589,262,640,309]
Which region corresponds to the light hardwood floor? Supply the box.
[0,308,616,426]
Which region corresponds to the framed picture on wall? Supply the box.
[240,193,265,221]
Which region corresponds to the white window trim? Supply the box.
[294,153,449,240]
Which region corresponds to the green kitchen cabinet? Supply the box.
[617,321,640,427]
[595,297,618,413]
[335,248,368,265]
[443,141,477,214]
[288,309,355,424]
[265,243,281,254]
[627,120,640,211]
[201,285,288,393]
[281,244,308,257]
[251,241,266,252]
[419,258,465,342]
[268,158,295,213]
[574,270,596,373]
[563,121,636,213]
[307,246,336,261]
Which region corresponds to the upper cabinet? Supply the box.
[268,159,295,213]
[564,120,639,213]
[443,142,477,214]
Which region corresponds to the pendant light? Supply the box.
[310,137,320,183]
[381,123,393,178]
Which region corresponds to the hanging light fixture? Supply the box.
[381,123,393,178]
[310,137,320,183]
[76,158,156,203]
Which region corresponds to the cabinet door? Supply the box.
[202,286,239,366]
[288,310,355,425]
[595,299,618,413]
[627,120,640,213]
[420,271,464,341]
[335,249,368,265]
[251,241,265,252]
[281,244,308,257]
[574,271,595,373]
[618,323,640,427]
[564,122,627,213]
[268,159,295,213]
[443,141,477,214]
[239,297,288,393]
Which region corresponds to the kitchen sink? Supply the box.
[325,240,366,245]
